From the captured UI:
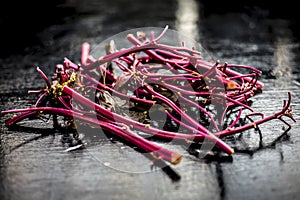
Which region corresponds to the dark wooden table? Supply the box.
[1,1,299,200]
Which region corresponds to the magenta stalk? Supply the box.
[2,106,181,164]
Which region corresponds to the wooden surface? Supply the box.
[1,1,300,200]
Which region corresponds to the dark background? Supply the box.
[0,1,300,200]
[1,0,299,58]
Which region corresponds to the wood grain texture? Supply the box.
[1,1,299,200]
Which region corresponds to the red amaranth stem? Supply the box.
[199,60,264,89]
[216,92,295,137]
[2,107,181,164]
[36,67,51,88]
[165,110,233,154]
[4,111,38,127]
[64,57,80,71]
